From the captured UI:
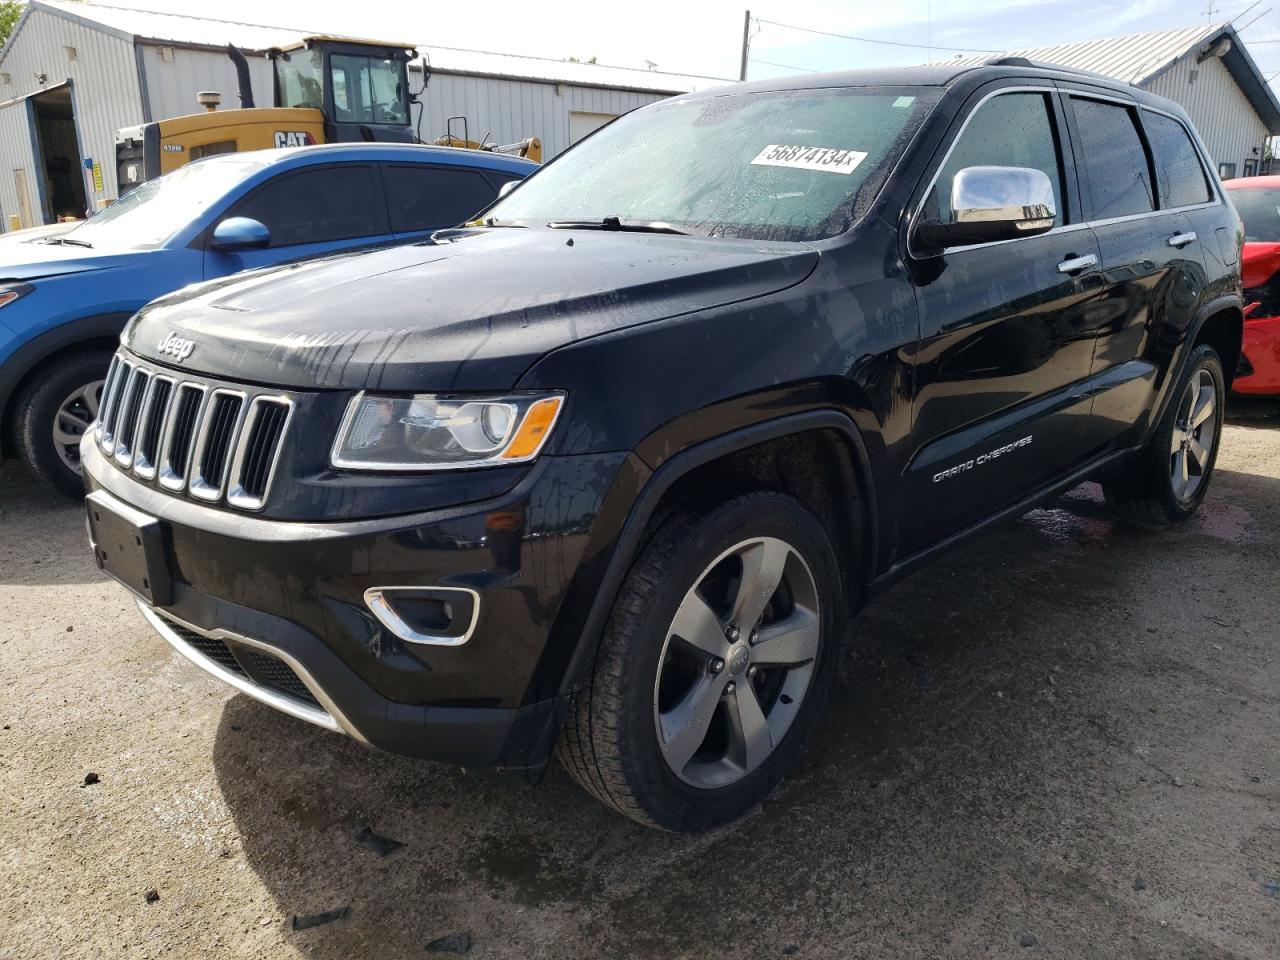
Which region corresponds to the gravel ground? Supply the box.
[1,409,1278,960]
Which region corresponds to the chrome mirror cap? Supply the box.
[915,164,1057,250]
[952,165,1056,232]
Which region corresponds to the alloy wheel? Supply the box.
[653,536,821,789]
[51,379,104,474]
[1169,367,1218,501]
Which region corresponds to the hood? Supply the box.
[122,228,819,391]
[1241,241,1280,291]
[0,239,145,281]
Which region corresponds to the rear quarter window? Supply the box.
[1143,111,1213,208]
[383,165,505,232]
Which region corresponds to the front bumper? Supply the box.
[1235,314,1280,395]
[82,439,630,774]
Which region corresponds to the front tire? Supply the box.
[557,492,845,831]
[13,350,111,499]
[1103,343,1225,525]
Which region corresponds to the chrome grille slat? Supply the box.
[189,390,246,501]
[99,360,133,454]
[97,351,293,511]
[94,355,122,440]
[158,383,207,491]
[132,376,173,480]
[227,397,293,511]
[113,368,151,467]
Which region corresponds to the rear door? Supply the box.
[903,85,1102,553]
[1061,92,1210,451]
[381,163,519,241]
[203,163,392,277]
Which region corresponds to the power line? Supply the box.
[1236,6,1274,31]
[748,57,819,73]
[753,16,1002,54]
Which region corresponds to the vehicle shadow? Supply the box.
[0,460,103,586]
[209,468,1280,959]
[1227,393,1280,426]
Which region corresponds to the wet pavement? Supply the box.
[1,409,1277,959]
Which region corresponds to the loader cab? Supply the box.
[271,37,417,146]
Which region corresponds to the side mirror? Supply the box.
[210,216,271,251]
[915,165,1056,250]
[497,179,520,199]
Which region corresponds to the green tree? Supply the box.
[0,2,24,47]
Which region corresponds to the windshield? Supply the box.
[1229,187,1280,243]
[486,86,938,241]
[67,159,265,250]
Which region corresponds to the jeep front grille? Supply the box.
[96,352,293,511]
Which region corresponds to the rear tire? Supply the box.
[557,492,845,831]
[13,350,112,499]
[1103,343,1224,525]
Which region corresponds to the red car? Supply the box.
[1224,176,1280,394]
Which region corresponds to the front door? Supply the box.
[902,86,1101,555]
[204,163,392,278]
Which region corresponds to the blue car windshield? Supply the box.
[67,158,267,250]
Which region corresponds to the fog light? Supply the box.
[364,586,479,646]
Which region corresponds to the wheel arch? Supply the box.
[0,314,128,457]
[557,409,880,700]
[1190,300,1244,388]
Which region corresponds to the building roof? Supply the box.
[946,23,1280,133]
[9,0,725,94]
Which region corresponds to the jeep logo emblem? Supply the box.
[157,332,195,362]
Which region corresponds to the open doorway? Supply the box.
[30,84,87,222]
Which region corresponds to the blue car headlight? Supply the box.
[0,282,33,308]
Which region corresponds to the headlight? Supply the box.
[0,283,33,308]
[331,391,565,470]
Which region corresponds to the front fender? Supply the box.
[544,408,880,704]
[0,312,132,457]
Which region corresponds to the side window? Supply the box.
[229,165,388,246]
[1142,112,1212,208]
[928,91,1065,227]
[1070,98,1155,220]
[383,165,505,232]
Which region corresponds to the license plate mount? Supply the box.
[86,490,173,606]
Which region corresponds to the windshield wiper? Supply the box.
[43,235,93,248]
[546,216,688,235]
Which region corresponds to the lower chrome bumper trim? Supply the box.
[137,600,366,742]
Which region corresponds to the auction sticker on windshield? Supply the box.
[750,145,868,174]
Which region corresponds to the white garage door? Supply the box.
[569,111,618,145]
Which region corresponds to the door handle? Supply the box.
[1167,231,1197,248]
[1057,253,1098,274]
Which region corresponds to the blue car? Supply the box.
[0,143,534,495]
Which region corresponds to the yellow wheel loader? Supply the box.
[115,37,540,195]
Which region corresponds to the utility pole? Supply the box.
[739,10,751,81]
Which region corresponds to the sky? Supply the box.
[102,0,1280,86]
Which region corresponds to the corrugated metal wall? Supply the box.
[412,69,673,159]
[1144,53,1270,175]
[0,98,39,228]
[138,43,274,121]
[0,7,142,217]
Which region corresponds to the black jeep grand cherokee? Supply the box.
[82,62,1243,830]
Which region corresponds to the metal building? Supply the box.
[950,23,1280,179]
[0,0,720,230]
